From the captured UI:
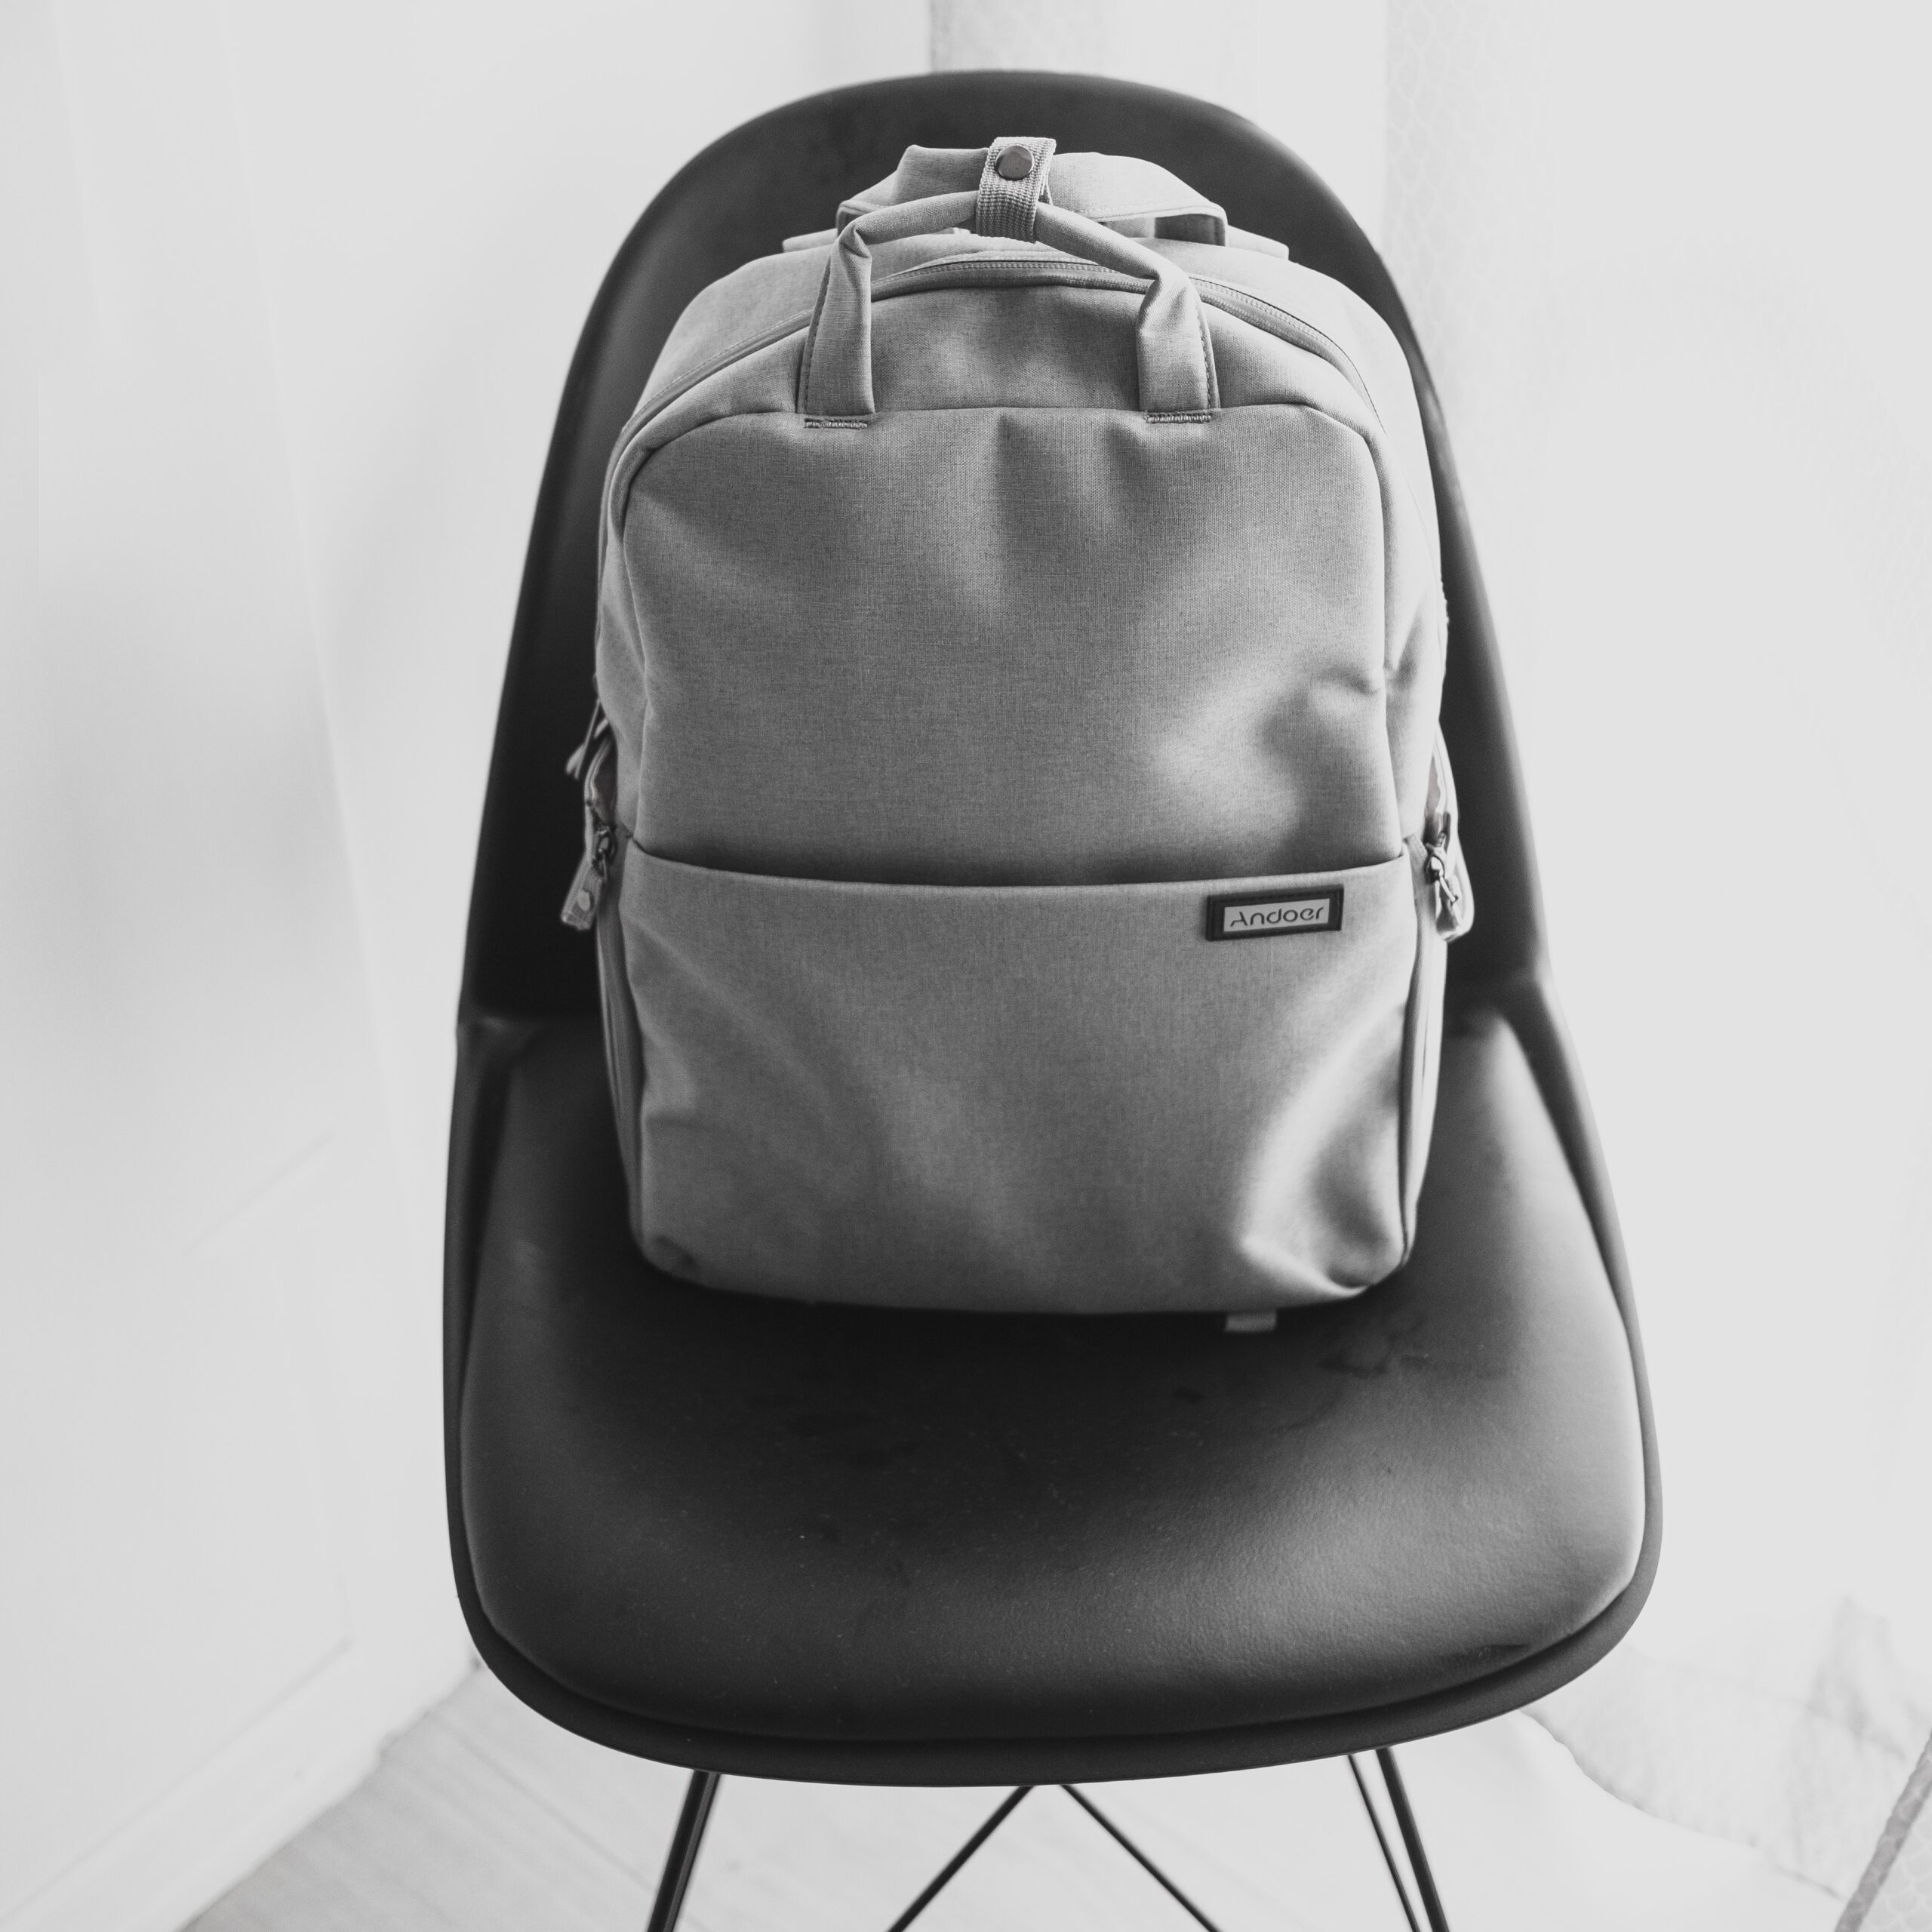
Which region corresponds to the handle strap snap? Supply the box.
[976,137,1056,241]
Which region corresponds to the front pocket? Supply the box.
[619,849,1420,1313]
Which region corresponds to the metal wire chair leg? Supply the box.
[1375,1749,1451,1932]
[1349,1755,1423,1932]
[1061,1786,1226,1931]
[645,1770,720,1932]
[647,1751,1444,1932]
[881,1786,1033,1932]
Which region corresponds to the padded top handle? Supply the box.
[798,188,1220,421]
[838,142,1229,245]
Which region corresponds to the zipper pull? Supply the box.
[1420,731,1475,940]
[560,698,618,931]
[561,817,618,931]
[1423,817,1469,937]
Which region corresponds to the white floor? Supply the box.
[189,1668,1838,1931]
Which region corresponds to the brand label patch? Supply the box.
[1206,887,1343,941]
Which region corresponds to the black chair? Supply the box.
[446,71,1660,1932]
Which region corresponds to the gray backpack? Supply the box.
[564,138,1472,1316]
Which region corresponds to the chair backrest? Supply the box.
[460,70,1543,1022]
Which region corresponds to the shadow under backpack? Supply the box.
[561,136,1472,1319]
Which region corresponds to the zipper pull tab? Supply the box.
[561,817,618,931]
[1423,817,1469,937]
[560,698,619,931]
[1420,731,1475,940]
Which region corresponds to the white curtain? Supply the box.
[936,0,1932,1916]
[1378,0,1932,1914]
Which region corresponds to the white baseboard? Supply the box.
[4,1650,379,1932]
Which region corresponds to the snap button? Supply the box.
[994,144,1034,181]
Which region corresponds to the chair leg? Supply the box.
[644,1753,1444,1932]
[882,1786,1033,1932]
[1062,1786,1226,1931]
[1351,1750,1451,1932]
[645,1769,720,1932]
[1349,1756,1423,1931]
[1376,1749,1451,1932]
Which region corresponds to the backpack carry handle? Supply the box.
[798,183,1220,422]
[836,143,1230,246]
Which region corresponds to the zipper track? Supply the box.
[862,255,1382,420]
[610,253,1389,484]
[1192,280,1381,427]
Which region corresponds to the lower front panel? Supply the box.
[618,849,1419,1312]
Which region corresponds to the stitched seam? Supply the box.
[1196,299,1218,411]
[798,264,834,416]
[881,259,1143,293]
[1195,279,1380,423]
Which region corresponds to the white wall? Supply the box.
[6,5,923,1930]
[933,0,1386,238]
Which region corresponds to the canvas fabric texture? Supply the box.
[578,142,1466,1313]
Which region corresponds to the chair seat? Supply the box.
[454,994,1644,1783]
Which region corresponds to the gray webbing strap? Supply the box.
[974,137,1056,242]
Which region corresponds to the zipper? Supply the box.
[1191,279,1379,423]
[607,254,1388,485]
[560,700,619,931]
[1420,730,1475,940]
[870,257,1380,420]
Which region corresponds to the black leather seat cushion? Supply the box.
[458,995,1644,1773]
